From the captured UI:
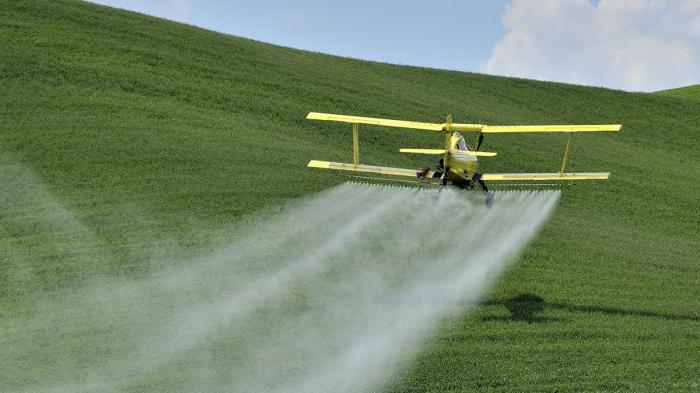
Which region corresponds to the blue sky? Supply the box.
[89,0,700,92]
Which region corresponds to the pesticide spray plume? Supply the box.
[2,182,560,393]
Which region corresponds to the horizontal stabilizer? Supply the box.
[400,148,497,157]
[453,150,497,157]
[399,148,446,155]
[481,172,610,181]
[308,160,433,178]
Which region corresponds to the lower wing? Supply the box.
[308,160,435,178]
[481,172,609,180]
[308,161,609,181]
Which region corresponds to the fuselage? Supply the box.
[446,132,478,182]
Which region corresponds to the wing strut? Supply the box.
[352,123,360,166]
[560,133,573,175]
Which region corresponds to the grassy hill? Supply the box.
[1,0,699,391]
[657,84,700,101]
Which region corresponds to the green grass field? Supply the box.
[657,84,700,101]
[1,1,699,391]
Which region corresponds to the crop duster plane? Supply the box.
[306,112,621,205]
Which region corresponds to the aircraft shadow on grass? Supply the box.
[479,293,700,323]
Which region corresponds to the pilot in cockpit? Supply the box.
[456,135,469,150]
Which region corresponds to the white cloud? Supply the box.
[482,0,700,91]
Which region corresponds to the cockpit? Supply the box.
[455,134,470,151]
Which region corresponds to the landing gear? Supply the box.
[429,157,494,207]
[473,173,494,208]
[484,191,495,208]
[441,166,450,186]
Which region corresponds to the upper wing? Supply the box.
[307,112,444,131]
[306,112,485,132]
[481,125,621,133]
[481,172,610,180]
[308,112,621,133]
[308,160,434,178]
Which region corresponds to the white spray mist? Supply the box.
[2,183,560,393]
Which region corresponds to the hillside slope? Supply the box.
[657,84,700,101]
[1,1,699,392]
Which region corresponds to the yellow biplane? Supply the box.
[306,112,621,205]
